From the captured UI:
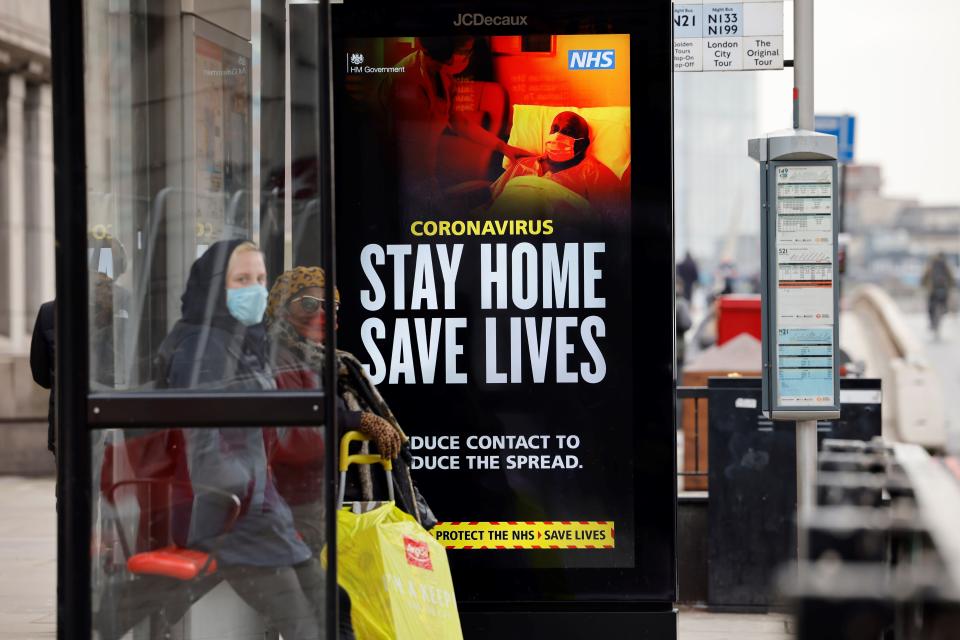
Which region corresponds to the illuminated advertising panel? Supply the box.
[332,1,673,605]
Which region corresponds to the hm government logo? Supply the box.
[347,52,404,75]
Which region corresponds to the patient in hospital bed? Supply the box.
[488,110,626,220]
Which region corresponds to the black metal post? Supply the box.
[316,1,339,637]
[260,0,288,284]
[50,0,92,637]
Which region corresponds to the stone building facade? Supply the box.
[0,2,55,474]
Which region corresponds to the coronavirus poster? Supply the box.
[333,3,673,604]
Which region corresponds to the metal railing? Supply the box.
[678,385,709,486]
[0,416,46,424]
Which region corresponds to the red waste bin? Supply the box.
[716,294,761,346]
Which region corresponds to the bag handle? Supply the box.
[337,430,394,508]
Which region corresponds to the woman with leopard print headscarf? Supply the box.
[264,267,426,547]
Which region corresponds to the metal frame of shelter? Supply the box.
[50,0,340,637]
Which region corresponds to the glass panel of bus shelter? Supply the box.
[81,0,333,395]
[91,426,330,639]
[83,1,336,638]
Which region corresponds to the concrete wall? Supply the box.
[0,355,52,475]
[0,2,50,64]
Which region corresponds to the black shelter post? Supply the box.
[260,0,289,284]
[316,0,340,637]
[50,0,92,636]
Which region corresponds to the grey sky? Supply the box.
[757,0,960,205]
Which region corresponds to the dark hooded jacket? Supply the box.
[156,239,311,568]
[157,239,273,391]
[30,301,55,453]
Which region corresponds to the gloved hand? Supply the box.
[358,412,404,459]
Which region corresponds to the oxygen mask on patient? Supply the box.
[544,131,583,163]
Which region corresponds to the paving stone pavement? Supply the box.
[679,607,794,639]
[0,476,55,639]
[0,476,793,639]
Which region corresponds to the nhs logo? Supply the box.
[568,49,615,70]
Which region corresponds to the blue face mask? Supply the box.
[226,285,268,326]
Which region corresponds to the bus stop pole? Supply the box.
[794,0,814,131]
[796,418,818,560]
[794,0,817,562]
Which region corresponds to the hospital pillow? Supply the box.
[503,105,631,180]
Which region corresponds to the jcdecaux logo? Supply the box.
[568,49,615,70]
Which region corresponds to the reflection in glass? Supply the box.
[265,268,419,522]
[83,0,338,638]
[91,242,337,638]
[93,425,331,639]
[99,240,330,638]
[84,1,279,393]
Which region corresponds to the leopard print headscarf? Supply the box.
[266,267,406,440]
[265,266,340,326]
[267,318,406,438]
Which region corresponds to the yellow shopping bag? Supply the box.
[333,431,463,640]
[337,503,463,640]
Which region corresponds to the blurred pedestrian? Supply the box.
[676,280,692,376]
[717,260,737,296]
[677,251,700,302]
[922,252,955,338]
[30,301,55,455]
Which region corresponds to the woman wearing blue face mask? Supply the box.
[158,239,272,390]
[155,239,349,639]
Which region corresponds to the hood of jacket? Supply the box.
[155,239,269,389]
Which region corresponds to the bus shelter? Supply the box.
[51,1,677,638]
